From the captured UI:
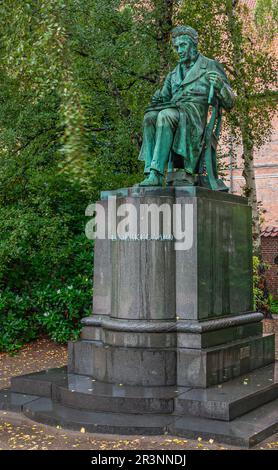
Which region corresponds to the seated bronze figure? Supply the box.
[138,25,236,191]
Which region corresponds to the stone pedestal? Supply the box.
[3,186,278,447]
[70,186,274,387]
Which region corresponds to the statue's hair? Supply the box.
[171,25,198,45]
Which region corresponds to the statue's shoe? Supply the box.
[139,172,163,187]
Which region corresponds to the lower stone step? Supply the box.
[171,397,278,448]
[11,363,278,420]
[19,395,278,447]
[0,389,40,412]
[176,362,278,421]
[1,387,278,447]
[11,367,67,398]
[22,398,174,435]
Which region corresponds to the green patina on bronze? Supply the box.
[138,25,236,191]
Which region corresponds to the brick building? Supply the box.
[226,1,278,228]
[227,118,278,228]
[225,1,278,297]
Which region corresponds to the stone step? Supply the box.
[0,389,40,412]
[19,394,278,447]
[10,363,278,419]
[22,397,174,435]
[171,397,278,448]
[52,376,186,415]
[176,362,278,421]
[11,367,68,397]
[10,366,189,414]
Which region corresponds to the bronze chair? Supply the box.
[167,90,229,192]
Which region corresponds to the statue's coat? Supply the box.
[139,54,235,174]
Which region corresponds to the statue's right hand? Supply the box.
[151,90,163,104]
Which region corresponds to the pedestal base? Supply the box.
[71,312,274,388]
[2,186,277,447]
[2,361,278,447]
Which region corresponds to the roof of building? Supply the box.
[261,226,278,237]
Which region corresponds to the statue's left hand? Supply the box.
[151,89,163,104]
[206,72,224,92]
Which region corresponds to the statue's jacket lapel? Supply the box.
[170,54,210,103]
[168,54,212,173]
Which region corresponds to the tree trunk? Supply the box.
[241,129,261,255]
[226,0,261,255]
[154,0,174,80]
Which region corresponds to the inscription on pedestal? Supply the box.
[240,346,251,360]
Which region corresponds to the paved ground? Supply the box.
[0,325,278,451]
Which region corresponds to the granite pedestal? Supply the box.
[2,186,278,447]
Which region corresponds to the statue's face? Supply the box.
[173,35,194,62]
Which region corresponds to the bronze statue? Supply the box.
[138,25,235,191]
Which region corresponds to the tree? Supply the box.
[255,0,278,40]
[0,0,181,351]
[0,2,94,351]
[0,0,276,350]
[177,0,277,253]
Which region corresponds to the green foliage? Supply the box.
[0,1,177,353]
[178,0,277,250]
[177,0,277,150]
[252,255,273,316]
[255,0,278,39]
[0,1,276,351]
[0,272,92,353]
[34,271,92,342]
[0,23,94,352]
[0,290,38,353]
[269,295,278,315]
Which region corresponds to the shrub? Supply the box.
[0,290,38,353]
[0,271,92,353]
[34,273,92,343]
[253,255,272,317]
[269,295,278,315]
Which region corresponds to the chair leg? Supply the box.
[166,171,196,187]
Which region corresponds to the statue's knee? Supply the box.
[143,111,157,127]
[157,109,175,126]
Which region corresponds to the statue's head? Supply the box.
[171,26,198,63]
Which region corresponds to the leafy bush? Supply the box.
[34,273,92,343]
[0,85,94,353]
[0,160,94,353]
[269,295,278,315]
[0,290,38,353]
[0,269,92,354]
[253,255,272,317]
